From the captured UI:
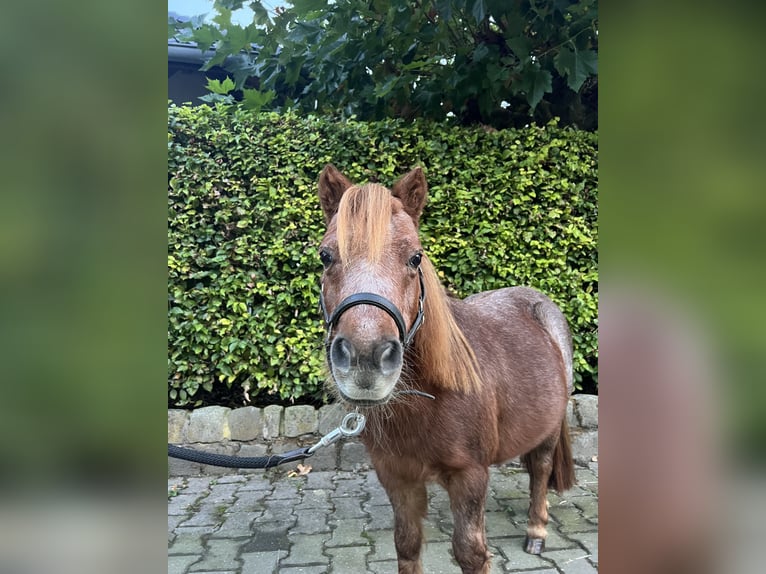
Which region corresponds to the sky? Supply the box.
[168,1,285,26]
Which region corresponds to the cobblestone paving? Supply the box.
[168,464,598,573]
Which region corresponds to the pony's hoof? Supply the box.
[524,536,545,555]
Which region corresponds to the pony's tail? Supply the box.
[549,417,576,493]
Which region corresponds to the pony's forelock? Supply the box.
[336,184,392,265]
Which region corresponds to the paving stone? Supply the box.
[368,559,399,573]
[255,500,297,526]
[180,504,227,528]
[214,473,248,484]
[168,513,187,535]
[338,440,370,470]
[491,475,529,500]
[168,529,207,555]
[189,538,242,571]
[365,504,394,530]
[282,533,330,566]
[279,567,328,574]
[304,471,336,490]
[291,510,332,534]
[484,511,526,537]
[284,405,319,437]
[423,518,451,542]
[420,541,460,573]
[494,539,554,571]
[324,546,371,573]
[551,513,595,535]
[184,476,215,491]
[262,405,283,439]
[296,488,332,511]
[240,550,286,574]
[233,488,269,511]
[270,477,304,499]
[229,406,262,440]
[365,485,390,507]
[168,493,204,516]
[168,409,189,443]
[209,511,259,538]
[365,529,397,561]
[542,549,596,573]
[241,527,291,552]
[207,482,239,504]
[333,495,367,518]
[539,526,578,550]
[186,406,231,443]
[330,475,366,497]
[568,496,599,521]
[572,531,598,563]
[326,517,369,547]
[168,554,200,574]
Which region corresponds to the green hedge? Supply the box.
[168,104,598,407]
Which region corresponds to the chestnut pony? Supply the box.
[317,164,575,573]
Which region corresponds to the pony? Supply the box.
[316,164,575,574]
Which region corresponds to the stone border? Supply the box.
[169,396,597,476]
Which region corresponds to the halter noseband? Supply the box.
[320,266,426,347]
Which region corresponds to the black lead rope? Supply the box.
[168,412,367,469]
[167,444,312,469]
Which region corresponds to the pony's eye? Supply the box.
[319,249,334,268]
[408,252,423,268]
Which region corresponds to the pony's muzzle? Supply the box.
[330,336,402,381]
[329,336,403,402]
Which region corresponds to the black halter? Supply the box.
[320,266,426,347]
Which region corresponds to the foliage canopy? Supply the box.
[169,0,598,130]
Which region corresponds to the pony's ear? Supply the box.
[391,167,428,226]
[318,164,354,223]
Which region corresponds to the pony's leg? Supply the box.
[521,434,557,554]
[380,477,428,574]
[444,466,492,574]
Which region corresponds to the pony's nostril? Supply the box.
[331,337,354,373]
[375,340,402,376]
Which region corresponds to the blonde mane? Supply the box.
[415,255,483,394]
[336,184,391,265]
[334,184,482,394]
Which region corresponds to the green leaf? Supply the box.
[241,88,276,111]
[206,76,236,95]
[554,46,598,92]
[192,25,221,52]
[519,66,552,110]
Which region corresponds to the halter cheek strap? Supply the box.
[320,266,426,347]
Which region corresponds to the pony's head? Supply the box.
[317,164,428,406]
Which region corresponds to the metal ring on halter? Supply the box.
[339,411,366,437]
